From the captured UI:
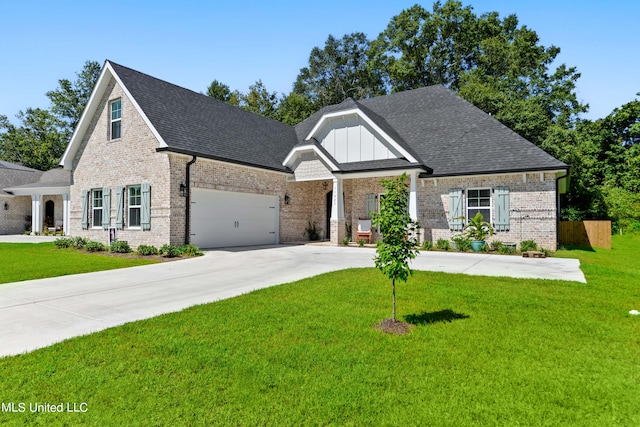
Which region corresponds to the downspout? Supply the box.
[185,155,197,244]
[555,170,569,248]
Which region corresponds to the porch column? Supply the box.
[62,193,70,236]
[330,178,345,244]
[409,171,418,221]
[31,194,43,234]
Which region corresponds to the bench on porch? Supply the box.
[356,219,372,244]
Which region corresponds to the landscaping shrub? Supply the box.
[420,240,433,251]
[85,241,106,252]
[491,240,503,251]
[340,237,350,246]
[137,245,159,256]
[357,239,367,247]
[435,238,450,251]
[520,239,538,252]
[498,244,516,255]
[54,237,74,249]
[72,236,89,249]
[110,240,132,253]
[451,234,472,252]
[160,244,182,258]
[180,244,204,257]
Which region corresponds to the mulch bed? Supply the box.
[373,318,414,335]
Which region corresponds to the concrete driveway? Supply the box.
[0,244,585,357]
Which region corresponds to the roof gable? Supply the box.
[62,61,299,172]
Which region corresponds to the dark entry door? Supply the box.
[326,190,332,240]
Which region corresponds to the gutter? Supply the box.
[185,155,197,244]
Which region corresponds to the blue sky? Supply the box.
[1,0,638,124]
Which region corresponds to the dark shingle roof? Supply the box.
[357,86,567,176]
[110,62,298,172]
[295,85,567,176]
[109,61,565,177]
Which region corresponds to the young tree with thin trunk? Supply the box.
[372,173,419,322]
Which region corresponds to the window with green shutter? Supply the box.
[494,187,510,231]
[365,193,376,219]
[449,189,463,231]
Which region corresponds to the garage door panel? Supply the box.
[191,189,279,248]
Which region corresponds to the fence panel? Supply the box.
[559,221,611,249]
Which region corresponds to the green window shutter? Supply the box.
[449,188,463,231]
[115,186,124,229]
[102,187,111,230]
[81,189,89,230]
[141,183,151,231]
[365,193,376,219]
[494,186,510,231]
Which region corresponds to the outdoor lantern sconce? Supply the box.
[179,183,187,197]
[322,180,328,190]
[3,202,8,210]
[284,193,291,205]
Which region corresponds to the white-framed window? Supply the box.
[466,188,491,221]
[92,189,103,228]
[128,185,141,228]
[110,99,121,140]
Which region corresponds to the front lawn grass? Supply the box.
[0,243,158,285]
[0,236,639,425]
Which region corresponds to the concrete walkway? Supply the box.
[0,244,585,357]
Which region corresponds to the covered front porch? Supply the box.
[3,169,71,236]
[287,170,422,246]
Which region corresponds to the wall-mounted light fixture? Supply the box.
[3,202,8,211]
[179,183,187,197]
[284,193,291,205]
[322,180,328,190]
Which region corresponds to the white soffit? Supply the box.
[304,108,417,163]
[283,145,339,171]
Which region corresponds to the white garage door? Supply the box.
[191,189,279,248]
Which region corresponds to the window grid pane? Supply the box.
[467,188,491,222]
[128,186,141,227]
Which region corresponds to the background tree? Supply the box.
[370,2,477,91]
[46,60,101,134]
[206,80,241,106]
[371,173,419,326]
[240,80,279,119]
[0,108,68,170]
[275,92,316,125]
[293,32,385,109]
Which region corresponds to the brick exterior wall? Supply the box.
[0,196,31,234]
[70,78,172,247]
[328,172,558,250]
[420,173,558,250]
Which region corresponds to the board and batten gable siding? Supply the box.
[419,173,559,250]
[315,115,401,163]
[69,77,172,247]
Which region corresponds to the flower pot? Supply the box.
[471,240,485,252]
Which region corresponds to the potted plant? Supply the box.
[303,221,319,241]
[463,212,495,252]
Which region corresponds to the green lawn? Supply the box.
[0,236,639,426]
[0,243,158,285]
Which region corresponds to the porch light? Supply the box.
[322,180,328,190]
[179,183,187,197]
[284,193,291,205]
